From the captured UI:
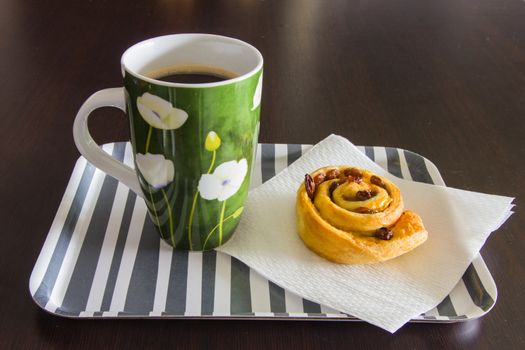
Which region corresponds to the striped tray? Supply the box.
[30,143,497,322]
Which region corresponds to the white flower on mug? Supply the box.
[198,159,248,201]
[137,92,188,130]
[136,153,175,189]
[251,73,263,111]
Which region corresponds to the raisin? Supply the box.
[313,173,326,185]
[375,227,393,240]
[305,174,315,200]
[329,181,340,194]
[356,190,372,201]
[326,169,340,180]
[344,167,363,177]
[370,175,385,187]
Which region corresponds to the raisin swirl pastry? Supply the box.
[296,166,427,264]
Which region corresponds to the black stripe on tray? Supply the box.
[99,190,137,312]
[436,295,457,317]
[201,250,217,315]
[364,146,375,161]
[385,147,402,178]
[61,143,125,315]
[302,299,322,314]
[403,150,433,184]
[164,251,189,315]
[261,144,275,183]
[230,257,252,315]
[123,216,160,314]
[462,263,495,311]
[33,158,97,305]
[269,283,286,314]
[286,144,302,166]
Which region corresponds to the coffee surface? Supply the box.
[146,64,238,84]
[155,73,228,84]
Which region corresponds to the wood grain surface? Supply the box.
[1,0,524,348]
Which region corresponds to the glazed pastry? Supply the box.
[296,166,427,264]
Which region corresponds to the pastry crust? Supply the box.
[296,166,427,264]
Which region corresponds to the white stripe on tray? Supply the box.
[372,146,388,170]
[284,290,305,314]
[274,144,289,174]
[185,252,203,316]
[397,148,413,181]
[250,270,271,313]
[151,240,174,315]
[213,252,231,316]
[301,144,313,156]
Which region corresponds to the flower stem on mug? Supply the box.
[161,188,175,247]
[218,200,227,245]
[187,131,222,250]
[203,206,244,249]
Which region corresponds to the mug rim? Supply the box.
[121,33,264,88]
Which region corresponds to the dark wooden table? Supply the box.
[2,0,524,348]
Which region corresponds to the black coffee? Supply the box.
[147,65,237,84]
[155,73,229,84]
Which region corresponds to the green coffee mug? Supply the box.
[73,34,263,250]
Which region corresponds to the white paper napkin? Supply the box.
[217,135,514,332]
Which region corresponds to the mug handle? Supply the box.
[73,87,143,197]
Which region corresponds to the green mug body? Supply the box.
[121,34,263,250]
